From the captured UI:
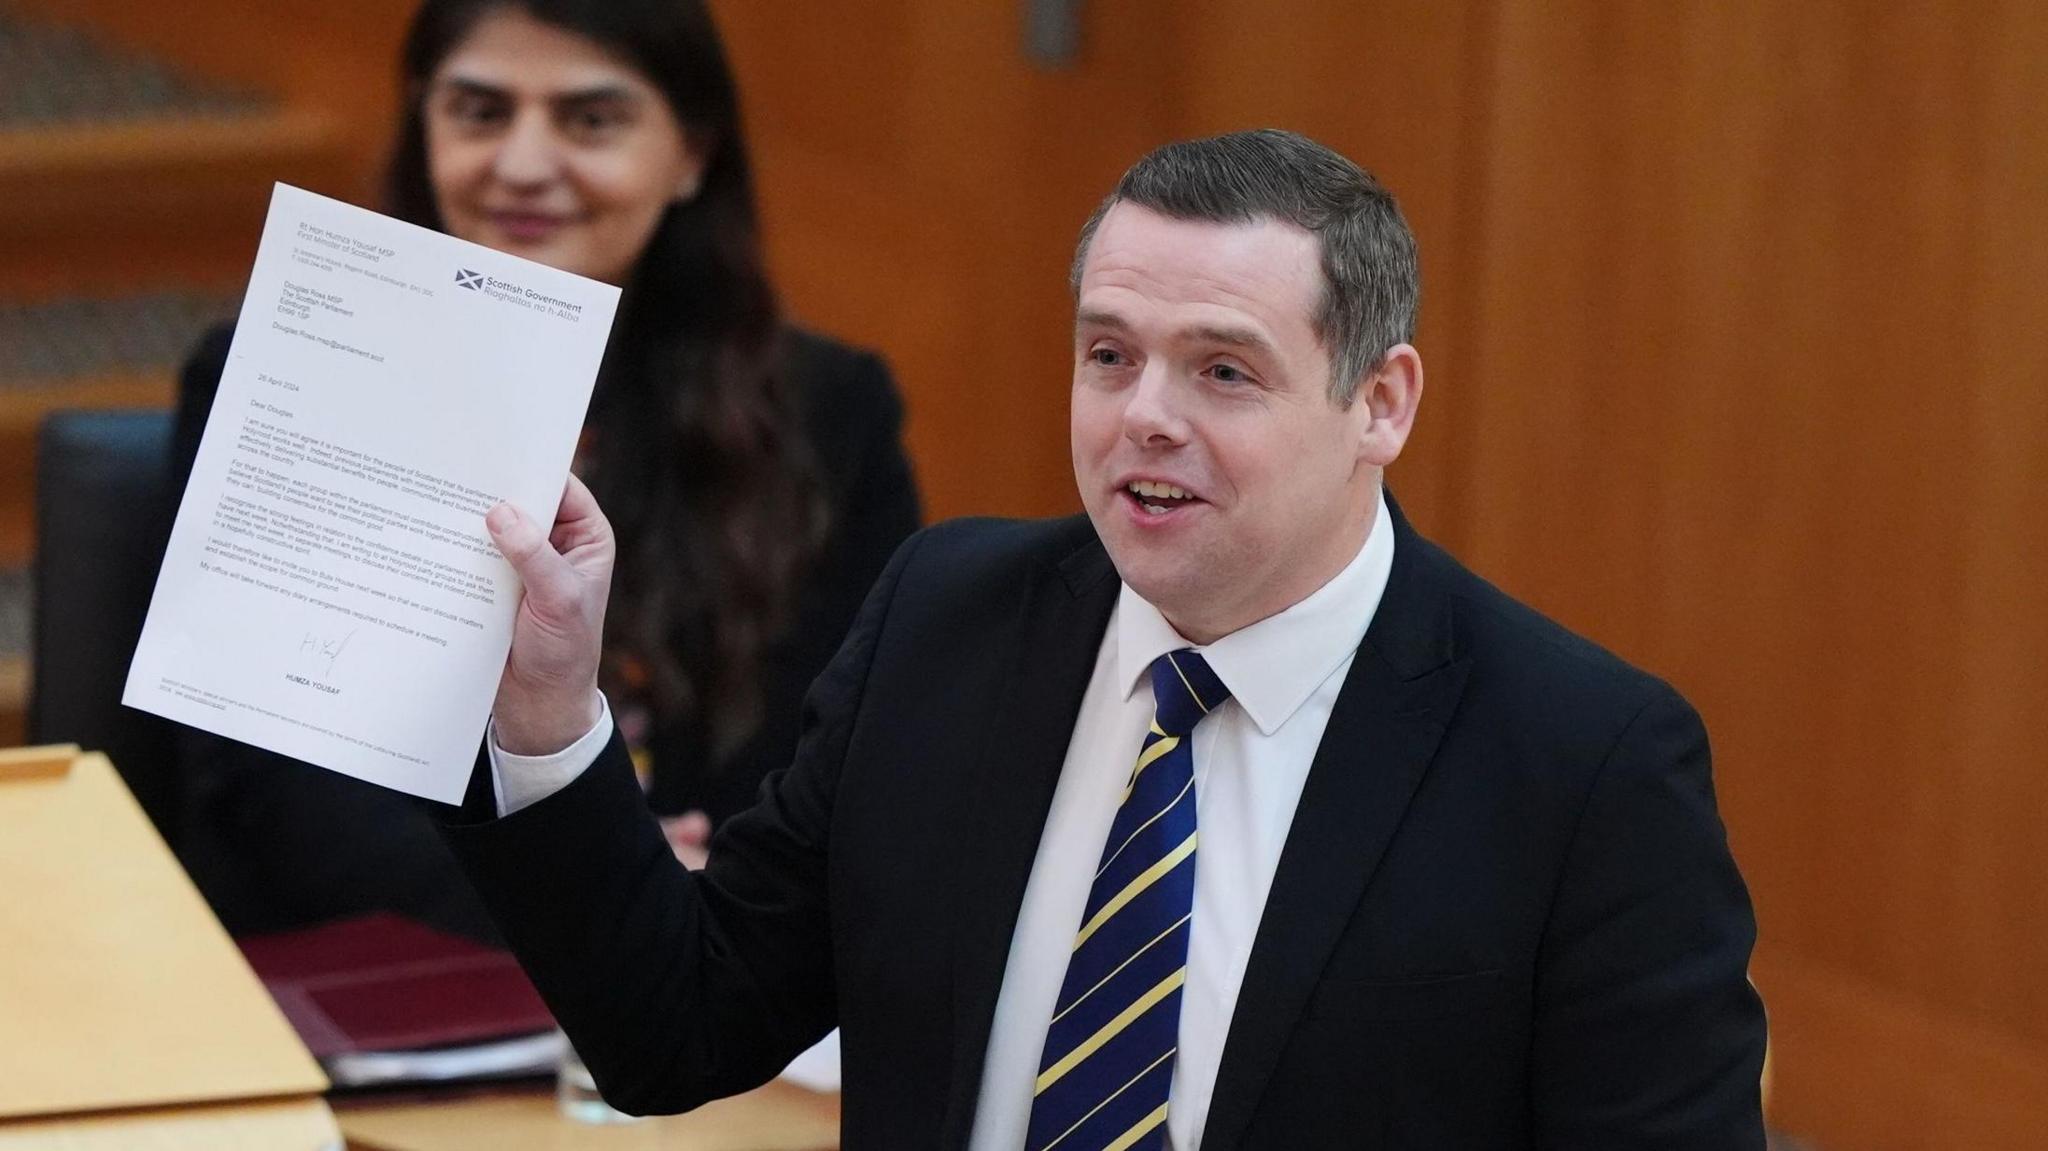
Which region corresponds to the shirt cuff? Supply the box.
[487,694,616,817]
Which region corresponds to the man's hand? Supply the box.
[487,474,613,756]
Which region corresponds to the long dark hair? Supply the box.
[388,0,826,759]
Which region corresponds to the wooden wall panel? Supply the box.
[720,0,1490,527]
[713,0,1180,522]
[1161,0,1492,541]
[1755,943,2048,1150]
[1951,0,2048,1042]
[16,2,2043,1145]
[1450,3,2048,1145]
[708,5,2048,1141]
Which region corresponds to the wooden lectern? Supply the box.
[0,745,339,1149]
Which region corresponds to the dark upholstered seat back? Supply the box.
[30,408,180,829]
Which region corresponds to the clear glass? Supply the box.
[555,1032,644,1124]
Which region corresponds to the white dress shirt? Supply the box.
[967,491,1394,1151]
[490,492,1395,1149]
[489,701,617,816]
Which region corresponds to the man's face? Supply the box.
[1071,203,1382,642]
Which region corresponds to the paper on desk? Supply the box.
[325,1031,567,1088]
[124,183,619,803]
[778,1028,842,1093]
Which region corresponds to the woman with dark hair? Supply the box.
[167,0,920,939]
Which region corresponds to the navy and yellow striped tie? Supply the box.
[1026,648,1230,1151]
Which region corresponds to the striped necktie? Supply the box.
[1026,648,1230,1151]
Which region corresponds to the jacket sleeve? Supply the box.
[1531,687,1769,1150]
[440,525,931,1114]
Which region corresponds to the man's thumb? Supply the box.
[487,502,570,604]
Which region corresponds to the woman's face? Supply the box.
[423,8,704,285]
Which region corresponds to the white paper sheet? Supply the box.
[778,1028,843,1093]
[124,183,620,803]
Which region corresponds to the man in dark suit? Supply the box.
[457,129,1767,1149]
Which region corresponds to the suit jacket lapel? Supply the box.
[1202,498,1472,1149]
[937,529,1119,1149]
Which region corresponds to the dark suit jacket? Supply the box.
[166,322,920,939]
[443,501,1767,1148]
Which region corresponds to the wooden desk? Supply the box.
[0,747,335,1146]
[337,1080,838,1151]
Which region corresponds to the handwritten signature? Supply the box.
[298,628,356,678]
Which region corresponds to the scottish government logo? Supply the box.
[455,268,485,290]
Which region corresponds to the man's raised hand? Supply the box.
[486,474,613,756]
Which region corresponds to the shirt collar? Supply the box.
[1113,488,1397,736]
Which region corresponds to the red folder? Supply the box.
[237,913,554,1057]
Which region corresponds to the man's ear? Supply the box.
[1355,343,1424,468]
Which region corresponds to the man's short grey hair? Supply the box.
[1070,128,1420,405]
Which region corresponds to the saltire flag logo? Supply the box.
[455,269,485,290]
